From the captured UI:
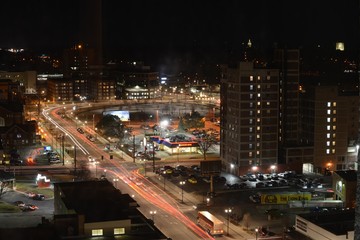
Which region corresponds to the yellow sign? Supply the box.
[261,193,311,204]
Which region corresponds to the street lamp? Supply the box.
[206,197,210,206]
[72,145,77,175]
[177,146,180,165]
[255,227,259,240]
[150,210,157,222]
[113,178,119,188]
[225,208,232,236]
[179,180,185,203]
[93,161,98,178]
[163,171,166,190]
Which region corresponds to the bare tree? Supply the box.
[196,133,216,161]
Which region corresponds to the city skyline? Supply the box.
[0,1,358,61]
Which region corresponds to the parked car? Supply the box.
[14,201,25,207]
[32,193,45,200]
[188,177,197,184]
[21,204,38,211]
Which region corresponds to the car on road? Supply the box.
[88,155,95,162]
[77,127,84,134]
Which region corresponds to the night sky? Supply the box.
[0,0,359,61]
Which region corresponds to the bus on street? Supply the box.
[197,211,224,236]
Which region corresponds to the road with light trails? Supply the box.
[42,104,217,240]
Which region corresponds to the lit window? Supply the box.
[326,133,330,138]
[92,229,103,236]
[326,141,330,146]
[257,110,260,114]
[327,126,330,131]
[257,85,261,89]
[257,126,260,131]
[249,127,253,132]
[249,152,253,157]
[250,93,253,99]
[257,76,261,80]
[333,102,336,107]
[250,85,253,90]
[332,141,336,146]
[257,93,261,97]
[257,102,261,106]
[256,151,260,155]
[249,143,253,149]
[327,118,331,123]
[333,110,336,114]
[257,118,260,122]
[114,228,125,235]
[256,134,260,139]
[333,126,336,130]
[327,102,331,107]
[250,102,253,107]
[333,118,336,122]
[327,110,331,115]
[332,133,336,138]
[250,76,253,81]
[326,149,330,154]
[332,149,336,154]
[249,119,253,124]
[266,102,270,106]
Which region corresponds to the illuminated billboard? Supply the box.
[103,110,130,121]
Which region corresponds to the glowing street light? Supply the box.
[150,210,157,222]
[225,208,232,236]
[113,178,119,188]
[179,180,185,203]
[255,227,259,240]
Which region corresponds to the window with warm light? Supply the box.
[333,102,336,107]
[114,228,125,235]
[92,229,103,236]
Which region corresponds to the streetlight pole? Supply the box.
[73,145,77,175]
[132,135,136,163]
[150,210,157,222]
[225,208,232,236]
[163,171,166,190]
[113,178,119,188]
[255,227,259,240]
[177,146,179,166]
[61,134,65,166]
[180,181,185,203]
[152,141,155,172]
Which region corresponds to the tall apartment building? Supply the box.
[220,62,279,175]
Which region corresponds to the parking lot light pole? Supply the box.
[225,208,232,236]
[255,227,259,240]
[180,181,185,203]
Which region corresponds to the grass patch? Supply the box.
[0,201,21,213]
[15,182,54,199]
